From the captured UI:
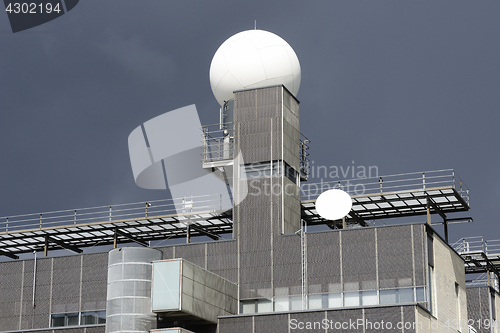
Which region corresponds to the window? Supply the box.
[361,290,378,306]
[256,299,273,313]
[380,289,397,304]
[308,294,323,309]
[328,293,342,308]
[240,300,256,314]
[51,313,79,327]
[344,292,360,307]
[274,297,289,311]
[51,311,105,327]
[81,311,106,325]
[239,287,426,314]
[416,287,426,302]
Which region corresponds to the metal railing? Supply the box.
[202,123,235,162]
[300,169,469,203]
[300,133,311,180]
[0,193,232,233]
[466,273,500,292]
[452,237,500,256]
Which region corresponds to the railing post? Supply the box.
[6,217,8,232]
[39,214,42,229]
[74,210,77,225]
[109,206,112,221]
[422,172,425,190]
[218,138,221,159]
[379,177,383,193]
[203,127,208,162]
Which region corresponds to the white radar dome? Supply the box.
[209,29,301,106]
[315,189,353,221]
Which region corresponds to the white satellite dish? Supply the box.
[315,189,353,221]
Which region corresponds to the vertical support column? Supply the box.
[426,200,431,226]
[443,219,449,243]
[44,236,48,257]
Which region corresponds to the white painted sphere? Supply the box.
[209,29,301,106]
[315,189,353,221]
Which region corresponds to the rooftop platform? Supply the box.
[0,169,470,259]
[453,237,500,287]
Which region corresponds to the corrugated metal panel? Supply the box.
[254,313,289,333]
[377,226,414,289]
[307,232,341,293]
[326,308,363,333]
[342,229,377,291]
[412,224,426,286]
[174,243,206,269]
[218,316,253,333]
[402,305,416,333]
[81,253,107,311]
[364,307,403,333]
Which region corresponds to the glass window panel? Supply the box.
[51,314,65,327]
[66,313,79,326]
[152,261,181,311]
[380,289,397,304]
[241,300,256,314]
[97,310,106,324]
[399,288,414,303]
[328,293,342,308]
[416,287,426,302]
[308,294,323,309]
[361,290,378,306]
[274,297,289,312]
[256,299,273,313]
[81,312,96,325]
[290,296,303,310]
[344,292,360,307]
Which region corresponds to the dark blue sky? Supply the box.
[1,1,499,250]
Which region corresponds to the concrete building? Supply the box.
[1,29,500,333]
[0,85,499,333]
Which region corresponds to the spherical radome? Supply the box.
[209,29,301,106]
[315,189,353,221]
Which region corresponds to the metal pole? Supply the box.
[74,210,77,225]
[300,219,305,310]
[444,219,448,243]
[426,200,431,225]
[109,206,112,221]
[186,225,191,244]
[44,236,48,257]
[32,251,37,308]
[6,217,8,232]
[379,177,383,193]
[39,214,42,229]
[422,172,425,190]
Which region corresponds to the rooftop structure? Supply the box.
[0,29,498,333]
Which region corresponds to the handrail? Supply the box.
[0,193,232,233]
[452,237,500,256]
[300,169,469,204]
